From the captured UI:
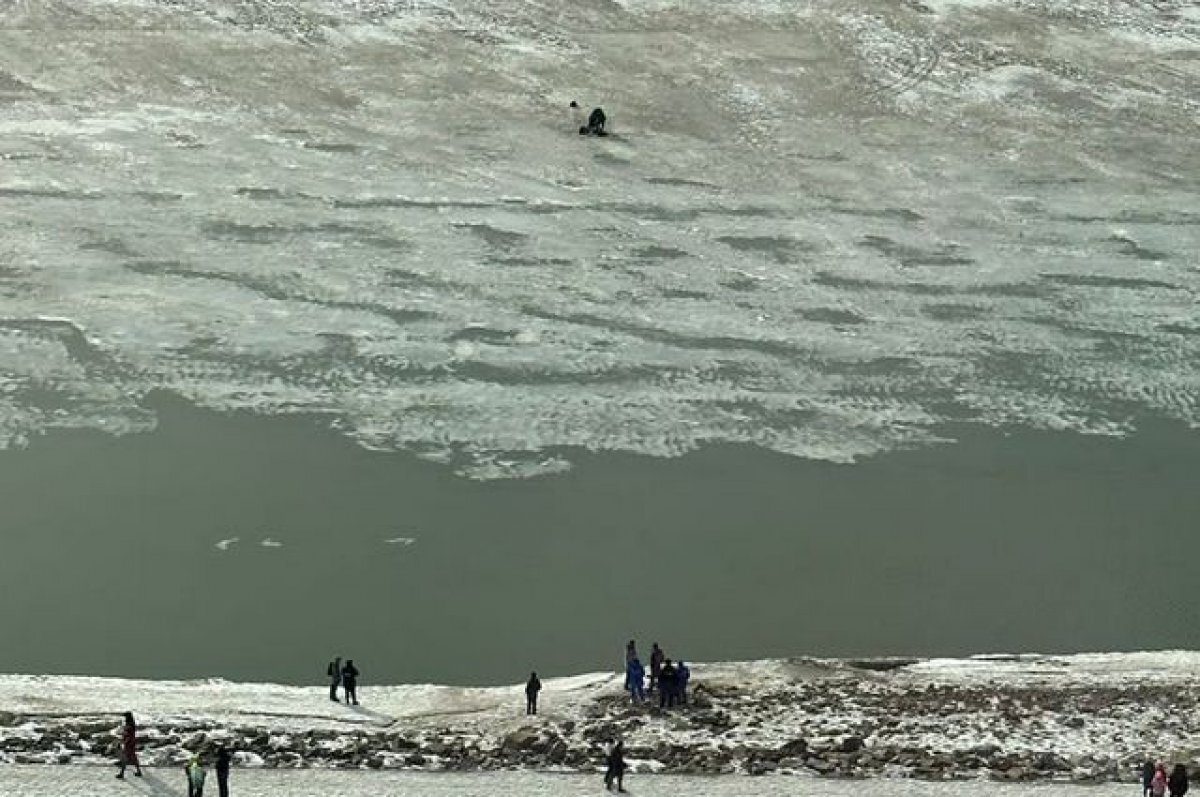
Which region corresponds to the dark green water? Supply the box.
[0,393,1197,686]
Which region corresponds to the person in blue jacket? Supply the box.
[627,658,645,704]
[676,660,691,705]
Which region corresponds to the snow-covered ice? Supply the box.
[0,0,1195,477]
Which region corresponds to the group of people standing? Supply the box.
[624,640,690,708]
[326,656,361,705]
[1144,760,1189,797]
[115,712,232,797]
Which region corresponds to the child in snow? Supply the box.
[186,756,207,797]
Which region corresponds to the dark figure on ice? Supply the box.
[342,659,360,705]
[623,640,638,690]
[676,659,691,705]
[571,101,607,136]
[658,659,678,708]
[215,746,232,797]
[185,756,207,797]
[627,657,645,704]
[649,642,664,693]
[525,671,542,715]
[327,656,342,702]
[604,740,626,792]
[115,711,142,779]
[1147,761,1160,797]
[1170,764,1190,797]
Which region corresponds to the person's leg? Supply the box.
[218,772,229,797]
[134,755,142,776]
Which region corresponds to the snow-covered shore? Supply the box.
[2,652,1198,783]
[0,765,1144,797]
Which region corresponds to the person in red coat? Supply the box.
[116,711,143,778]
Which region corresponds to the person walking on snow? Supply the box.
[627,657,645,704]
[341,659,360,705]
[327,656,342,702]
[185,756,207,797]
[604,740,626,792]
[115,711,142,779]
[525,671,542,716]
[676,659,691,705]
[1169,764,1190,797]
[649,643,664,694]
[215,746,232,797]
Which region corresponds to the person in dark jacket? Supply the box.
[649,643,664,694]
[525,672,542,715]
[215,746,232,797]
[623,640,637,690]
[1169,764,1190,797]
[327,657,342,702]
[1147,760,1161,797]
[341,660,360,705]
[676,659,691,705]
[604,740,626,792]
[658,659,678,708]
[571,101,607,137]
[115,711,143,779]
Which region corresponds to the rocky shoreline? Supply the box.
[2,658,1197,783]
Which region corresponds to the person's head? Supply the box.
[123,711,134,725]
[346,659,353,665]
[570,100,579,108]
[653,642,660,649]
[678,659,685,667]
[530,671,537,679]
[665,658,673,666]
[1173,763,1186,774]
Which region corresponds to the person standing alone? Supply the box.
[341,659,360,705]
[115,711,142,779]
[327,656,342,702]
[525,671,542,715]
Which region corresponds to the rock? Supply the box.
[501,727,540,752]
[840,736,864,753]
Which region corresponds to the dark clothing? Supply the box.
[215,750,231,797]
[580,107,608,137]
[658,663,677,708]
[116,720,142,777]
[649,646,664,693]
[342,662,360,705]
[525,674,542,716]
[604,743,626,792]
[676,662,691,705]
[1170,767,1189,797]
[327,658,342,702]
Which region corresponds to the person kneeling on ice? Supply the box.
[185,756,207,797]
[570,100,608,137]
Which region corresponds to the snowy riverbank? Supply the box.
[2,652,1198,783]
[0,765,1147,797]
